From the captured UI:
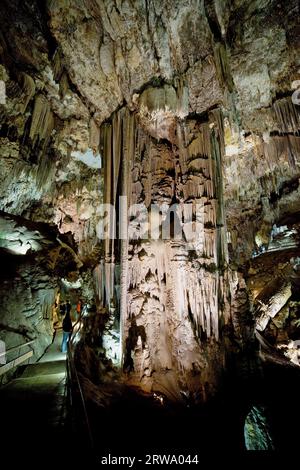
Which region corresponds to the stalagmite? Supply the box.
[101,123,114,307]
[120,110,135,356]
[104,261,115,306]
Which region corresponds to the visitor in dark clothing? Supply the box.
[59,302,66,316]
[61,311,73,353]
[66,300,71,315]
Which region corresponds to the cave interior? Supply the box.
[0,0,300,462]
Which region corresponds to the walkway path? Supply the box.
[0,330,69,462]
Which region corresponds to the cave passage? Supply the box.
[0,0,300,463]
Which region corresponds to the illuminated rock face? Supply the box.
[0,213,86,382]
[97,106,232,399]
[0,254,56,375]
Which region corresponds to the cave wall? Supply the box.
[0,254,56,375]
[223,0,300,264]
[0,0,103,366]
[44,0,300,264]
[0,0,103,250]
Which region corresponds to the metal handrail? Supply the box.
[66,314,94,450]
[0,339,35,377]
[0,339,35,359]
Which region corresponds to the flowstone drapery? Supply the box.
[96,104,232,399]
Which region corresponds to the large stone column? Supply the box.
[100,102,231,400]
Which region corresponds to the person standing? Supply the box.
[65,300,71,315]
[59,301,66,317]
[61,311,73,353]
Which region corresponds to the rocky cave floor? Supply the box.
[85,364,300,455]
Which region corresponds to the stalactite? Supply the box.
[263,135,300,169]
[184,179,205,199]
[174,112,227,346]
[93,262,105,306]
[29,94,54,148]
[213,42,234,93]
[273,97,300,134]
[153,241,168,286]
[52,48,64,82]
[102,123,112,206]
[98,94,227,391]
[99,106,126,314]
[209,111,227,268]
[132,243,169,289]
[205,179,214,198]
[175,264,220,340]
[210,108,225,157]
[204,201,217,226]
[35,149,55,190]
[127,253,141,289]
[183,203,193,223]
[174,76,189,117]
[104,261,115,306]
[89,118,100,155]
[203,229,216,258]
[112,109,124,204]
[19,73,35,113]
[177,123,188,174]
[187,123,211,159]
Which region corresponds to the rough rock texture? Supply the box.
[0,211,88,382]
[0,0,103,368]
[44,0,300,268]
[0,0,102,250]
[95,103,238,399]
[0,253,55,363]
[247,241,300,366]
